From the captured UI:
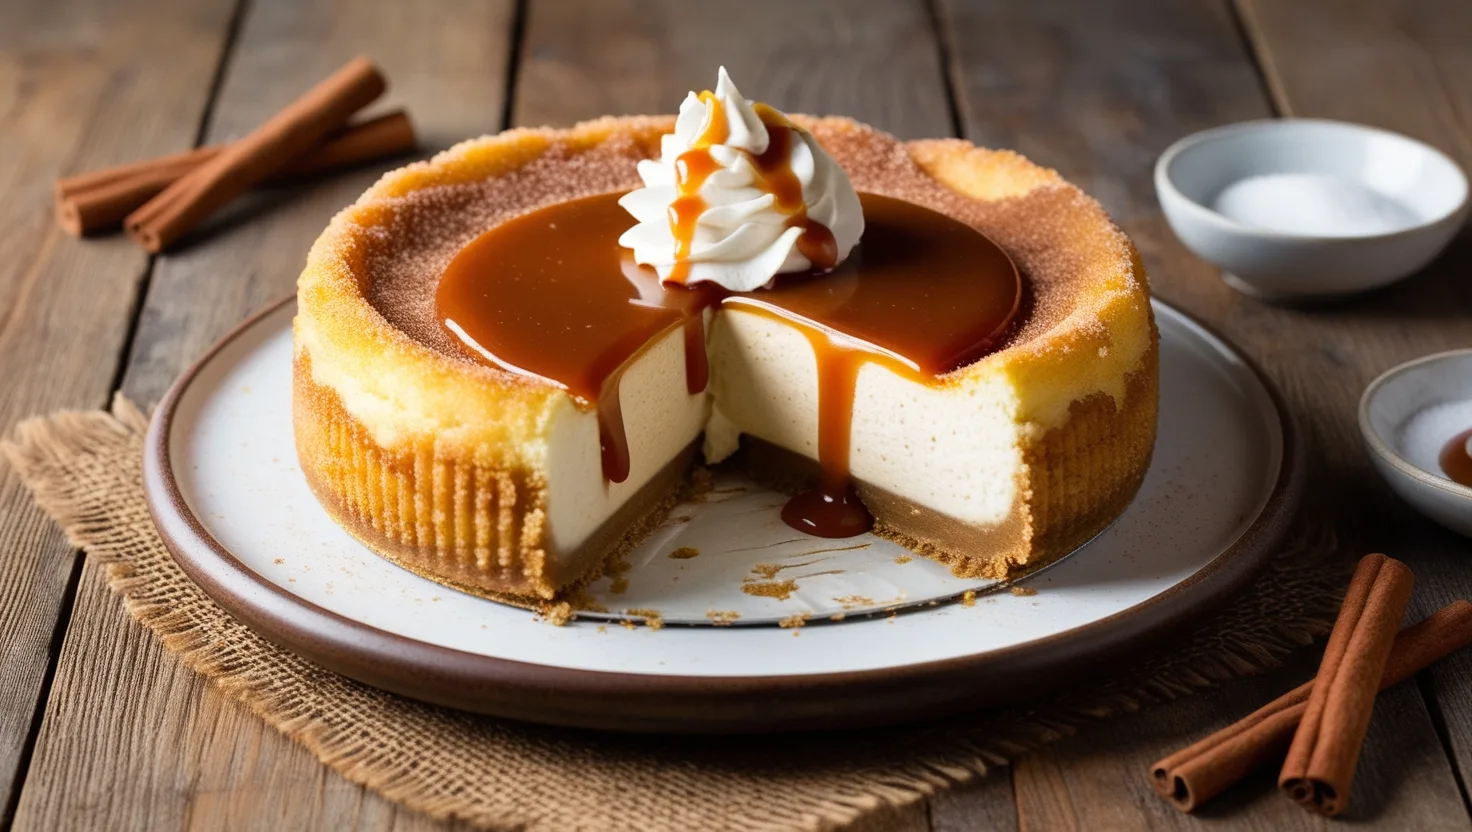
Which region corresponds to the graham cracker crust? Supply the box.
[294,350,697,600]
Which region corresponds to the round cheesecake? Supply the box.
[293,115,1158,601]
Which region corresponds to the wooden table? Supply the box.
[2,0,1470,828]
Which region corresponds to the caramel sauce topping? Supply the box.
[1441,429,1472,487]
[666,91,728,284]
[438,114,1021,537]
[439,195,717,485]
[439,190,1020,537]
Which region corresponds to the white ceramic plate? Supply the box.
[145,298,1299,732]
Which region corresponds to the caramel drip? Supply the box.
[438,195,716,483]
[781,327,872,537]
[596,373,631,483]
[665,98,837,284]
[667,93,728,284]
[750,104,804,213]
[682,311,710,395]
[438,192,1021,531]
[795,220,838,273]
[1440,429,1472,487]
[695,90,729,147]
[751,103,838,273]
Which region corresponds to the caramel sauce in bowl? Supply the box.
[1358,349,1472,540]
[1441,429,1472,487]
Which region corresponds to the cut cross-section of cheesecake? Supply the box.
[293,113,1157,602]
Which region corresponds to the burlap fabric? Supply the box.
[3,396,1344,831]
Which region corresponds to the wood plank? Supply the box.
[847,800,930,832]
[0,0,238,821]
[14,569,470,830]
[514,0,954,139]
[930,768,1019,832]
[1237,0,1472,170]
[1237,0,1472,818]
[9,0,512,828]
[938,0,1472,826]
[1014,665,1468,829]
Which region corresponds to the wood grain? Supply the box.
[930,768,1019,832]
[6,0,1471,829]
[122,0,516,406]
[938,0,1472,825]
[9,0,511,828]
[1237,0,1472,170]
[1014,665,1468,829]
[514,0,954,139]
[0,0,238,821]
[12,568,465,830]
[1238,0,1472,819]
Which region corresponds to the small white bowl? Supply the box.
[1157,119,1468,300]
[1360,349,1472,539]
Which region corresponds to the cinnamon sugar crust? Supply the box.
[293,116,1156,599]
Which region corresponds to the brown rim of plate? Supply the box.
[142,294,1304,735]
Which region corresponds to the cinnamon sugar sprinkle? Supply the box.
[565,586,608,613]
[960,590,977,607]
[706,610,741,626]
[604,547,634,594]
[741,579,798,600]
[834,595,874,610]
[668,546,700,560]
[625,608,665,630]
[779,612,811,629]
[540,601,576,626]
[1010,585,1038,597]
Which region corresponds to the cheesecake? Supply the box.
[293,70,1157,601]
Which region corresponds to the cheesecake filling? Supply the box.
[437,192,1022,546]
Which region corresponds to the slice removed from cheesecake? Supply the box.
[293,115,1157,601]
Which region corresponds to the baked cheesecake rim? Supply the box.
[150,294,1300,733]
[292,115,1158,596]
[295,116,1155,467]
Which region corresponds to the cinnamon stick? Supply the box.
[56,110,414,236]
[1280,553,1414,816]
[56,147,211,236]
[1150,600,1472,812]
[125,56,387,253]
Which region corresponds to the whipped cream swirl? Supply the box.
[617,67,864,292]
